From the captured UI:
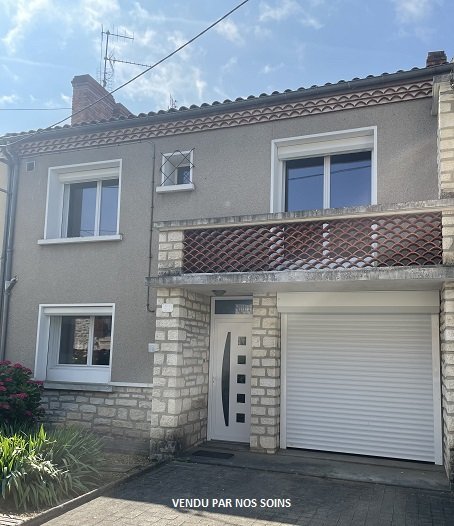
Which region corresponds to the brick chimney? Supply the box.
[426,50,448,67]
[71,74,132,125]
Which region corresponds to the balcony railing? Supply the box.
[182,211,442,274]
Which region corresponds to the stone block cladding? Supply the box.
[40,386,153,453]
[250,293,281,453]
[150,288,210,457]
[440,284,454,481]
[438,80,454,198]
[157,230,184,276]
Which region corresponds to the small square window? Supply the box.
[160,150,194,188]
[237,393,245,403]
[236,413,245,423]
[237,374,246,384]
[237,355,246,364]
[238,337,247,346]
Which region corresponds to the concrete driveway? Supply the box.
[42,459,454,526]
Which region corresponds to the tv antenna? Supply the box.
[100,26,134,88]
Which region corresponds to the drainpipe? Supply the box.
[0,147,19,360]
[146,141,156,313]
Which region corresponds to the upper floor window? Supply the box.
[65,179,119,237]
[40,160,122,245]
[285,151,372,212]
[271,127,377,213]
[157,149,195,193]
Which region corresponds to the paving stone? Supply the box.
[41,461,454,526]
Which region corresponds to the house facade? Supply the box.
[2,52,454,479]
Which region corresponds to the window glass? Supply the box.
[67,182,97,237]
[214,299,252,314]
[92,316,112,366]
[99,179,119,235]
[58,316,89,364]
[330,152,371,208]
[285,157,324,212]
[176,166,191,185]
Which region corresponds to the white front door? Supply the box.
[209,318,252,442]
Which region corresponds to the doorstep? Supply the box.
[181,441,450,492]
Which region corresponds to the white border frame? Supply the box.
[34,303,115,384]
[207,296,253,441]
[157,150,195,193]
[270,126,378,213]
[42,159,122,242]
[278,292,443,465]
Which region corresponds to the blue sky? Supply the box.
[0,0,452,135]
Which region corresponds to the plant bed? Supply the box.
[0,449,152,525]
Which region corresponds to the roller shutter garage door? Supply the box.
[285,313,435,462]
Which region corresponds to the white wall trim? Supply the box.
[38,234,122,245]
[277,291,440,314]
[156,183,195,193]
[279,313,288,449]
[270,126,377,213]
[432,314,443,465]
[44,159,122,240]
[34,303,115,384]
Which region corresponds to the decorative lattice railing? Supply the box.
[182,212,442,274]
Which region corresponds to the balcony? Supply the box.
[148,200,454,292]
[183,212,442,274]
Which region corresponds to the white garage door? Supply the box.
[285,313,436,462]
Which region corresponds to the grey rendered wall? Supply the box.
[6,96,437,382]
[152,97,437,221]
[6,144,157,383]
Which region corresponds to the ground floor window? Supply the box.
[34,304,114,384]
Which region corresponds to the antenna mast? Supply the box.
[100,26,134,88]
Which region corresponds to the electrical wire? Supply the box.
[3,0,250,147]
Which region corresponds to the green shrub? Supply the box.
[0,425,103,511]
[0,361,44,428]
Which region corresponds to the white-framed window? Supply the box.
[34,304,115,384]
[270,127,377,213]
[40,160,122,245]
[156,149,195,193]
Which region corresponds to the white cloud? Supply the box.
[215,19,244,45]
[2,65,19,82]
[259,0,322,28]
[0,94,19,106]
[221,57,238,74]
[2,0,120,54]
[261,62,284,74]
[2,0,52,53]
[392,0,439,22]
[0,55,68,69]
[259,0,301,21]
[78,0,120,31]
[60,94,72,106]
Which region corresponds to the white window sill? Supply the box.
[38,234,123,245]
[43,381,113,392]
[156,183,195,193]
